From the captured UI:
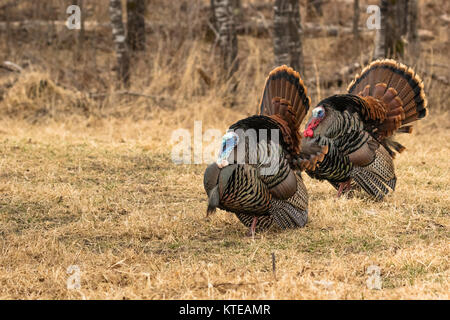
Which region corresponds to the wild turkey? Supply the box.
[302,59,428,200]
[203,66,328,235]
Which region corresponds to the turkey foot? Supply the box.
[247,216,258,237]
[337,179,352,197]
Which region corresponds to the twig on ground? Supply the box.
[0,61,23,73]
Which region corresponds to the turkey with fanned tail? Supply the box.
[302,59,428,200]
[203,66,328,235]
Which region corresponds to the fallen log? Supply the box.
[0,19,371,38]
[89,90,175,104]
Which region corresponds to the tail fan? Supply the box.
[260,65,311,122]
[259,65,311,155]
[258,66,327,168]
[347,59,427,150]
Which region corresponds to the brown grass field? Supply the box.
[0,0,448,299]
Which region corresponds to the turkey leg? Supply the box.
[248,216,258,237]
[337,179,352,197]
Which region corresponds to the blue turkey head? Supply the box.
[216,131,239,168]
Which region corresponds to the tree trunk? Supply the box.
[214,0,239,79]
[383,0,406,58]
[273,0,290,67]
[74,0,84,61]
[232,0,243,22]
[407,0,420,62]
[210,0,217,31]
[288,0,304,74]
[353,0,360,52]
[373,0,387,59]
[126,0,146,51]
[386,0,407,57]
[274,0,304,74]
[374,0,420,60]
[109,0,130,87]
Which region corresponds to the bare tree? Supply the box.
[210,0,217,32]
[353,0,360,52]
[288,0,304,73]
[407,0,420,61]
[232,0,243,22]
[214,0,239,78]
[74,0,85,61]
[127,0,146,51]
[274,0,290,67]
[374,0,420,60]
[109,0,130,87]
[274,0,304,73]
[385,0,407,58]
[373,0,387,59]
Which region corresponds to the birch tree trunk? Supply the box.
[274,0,304,74]
[110,0,130,87]
[127,0,146,51]
[214,0,239,79]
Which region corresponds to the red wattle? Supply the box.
[304,129,314,138]
[304,118,320,138]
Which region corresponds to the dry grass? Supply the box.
[0,0,448,299]
[0,115,448,299]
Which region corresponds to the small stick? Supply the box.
[272,252,276,280]
[1,61,22,73]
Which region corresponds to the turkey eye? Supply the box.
[313,107,323,117]
[316,107,325,118]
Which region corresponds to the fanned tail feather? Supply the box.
[348,59,428,140]
[259,65,311,130]
[258,65,313,158]
[347,59,427,156]
[396,125,413,134]
[385,138,405,157]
